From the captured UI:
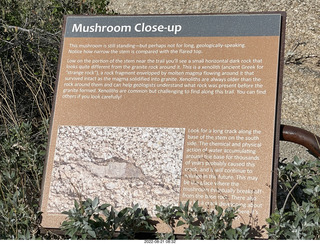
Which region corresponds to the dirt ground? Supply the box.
[108,0,320,161]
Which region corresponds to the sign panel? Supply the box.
[40,13,285,234]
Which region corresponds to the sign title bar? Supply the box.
[65,14,281,38]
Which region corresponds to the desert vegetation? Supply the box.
[0,0,319,240]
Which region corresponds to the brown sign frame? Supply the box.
[40,12,286,236]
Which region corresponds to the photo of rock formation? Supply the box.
[48,126,185,215]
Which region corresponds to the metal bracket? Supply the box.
[280,124,320,159]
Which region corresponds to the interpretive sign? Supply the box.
[40,13,286,235]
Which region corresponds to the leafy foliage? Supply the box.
[62,198,249,240]
[155,204,180,239]
[267,157,320,239]
[0,121,47,239]
[117,204,154,239]
[156,200,250,240]
[61,197,154,240]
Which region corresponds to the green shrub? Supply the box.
[61,198,250,240]
[267,157,320,239]
[61,197,154,240]
[0,120,47,239]
[156,200,250,240]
